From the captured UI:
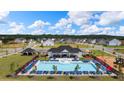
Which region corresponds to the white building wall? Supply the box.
[108,39,121,46]
[43,39,54,46]
[0,40,2,45]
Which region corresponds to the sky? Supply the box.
[0,11,124,36]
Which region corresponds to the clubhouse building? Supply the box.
[48,45,83,60]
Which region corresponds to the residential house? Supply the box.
[108,39,121,46]
[96,39,108,45]
[42,39,54,46]
[14,38,26,43]
[91,39,96,44]
[120,40,124,45]
[28,39,36,47]
[0,40,2,45]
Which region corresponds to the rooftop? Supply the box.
[48,45,82,53]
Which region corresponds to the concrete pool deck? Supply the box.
[17,60,116,76]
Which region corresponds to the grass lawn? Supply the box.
[9,76,119,81]
[115,49,124,54]
[104,45,124,48]
[36,56,49,60]
[0,54,34,80]
[0,49,5,53]
[92,50,113,57]
[1,43,27,48]
[69,43,92,48]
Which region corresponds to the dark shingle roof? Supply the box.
[21,48,36,53]
[48,45,81,53]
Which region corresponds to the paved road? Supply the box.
[0,48,23,58]
[77,43,124,58]
[88,44,124,58]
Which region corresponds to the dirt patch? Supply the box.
[97,56,124,73]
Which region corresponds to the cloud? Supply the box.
[49,18,75,35]
[8,22,25,34]
[50,18,71,30]
[64,29,76,35]
[0,11,9,24]
[79,25,100,35]
[0,11,9,20]
[97,11,124,25]
[0,20,7,24]
[31,29,45,35]
[68,11,93,26]
[50,11,94,35]
[28,20,51,35]
[28,20,50,29]
[78,24,115,35]
[117,26,124,36]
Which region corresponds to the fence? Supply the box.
[15,55,39,76]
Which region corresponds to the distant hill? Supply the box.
[0,34,124,43]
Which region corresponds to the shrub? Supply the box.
[47,76,54,79]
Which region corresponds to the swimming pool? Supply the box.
[18,60,114,76]
[36,60,96,72]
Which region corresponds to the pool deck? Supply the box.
[18,72,116,76]
[17,60,116,76]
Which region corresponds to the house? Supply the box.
[48,45,83,60]
[96,39,108,45]
[108,39,121,46]
[27,39,37,47]
[0,40,2,45]
[64,38,73,43]
[14,38,26,43]
[42,39,54,46]
[82,38,87,43]
[120,40,124,45]
[21,48,38,55]
[91,39,96,44]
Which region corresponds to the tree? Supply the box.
[32,66,37,73]
[116,57,124,80]
[95,63,101,74]
[53,65,57,74]
[75,64,80,71]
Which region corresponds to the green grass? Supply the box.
[92,50,113,56]
[104,45,124,48]
[0,54,34,80]
[36,56,49,60]
[0,50,5,53]
[0,43,27,49]
[1,76,119,81]
[115,49,124,53]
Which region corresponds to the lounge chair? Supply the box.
[70,71,75,75]
[76,71,82,75]
[92,71,96,75]
[83,71,88,74]
[57,71,62,74]
[50,71,55,74]
[36,71,42,74]
[43,71,48,74]
[63,71,69,75]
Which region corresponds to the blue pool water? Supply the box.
[35,60,101,72]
